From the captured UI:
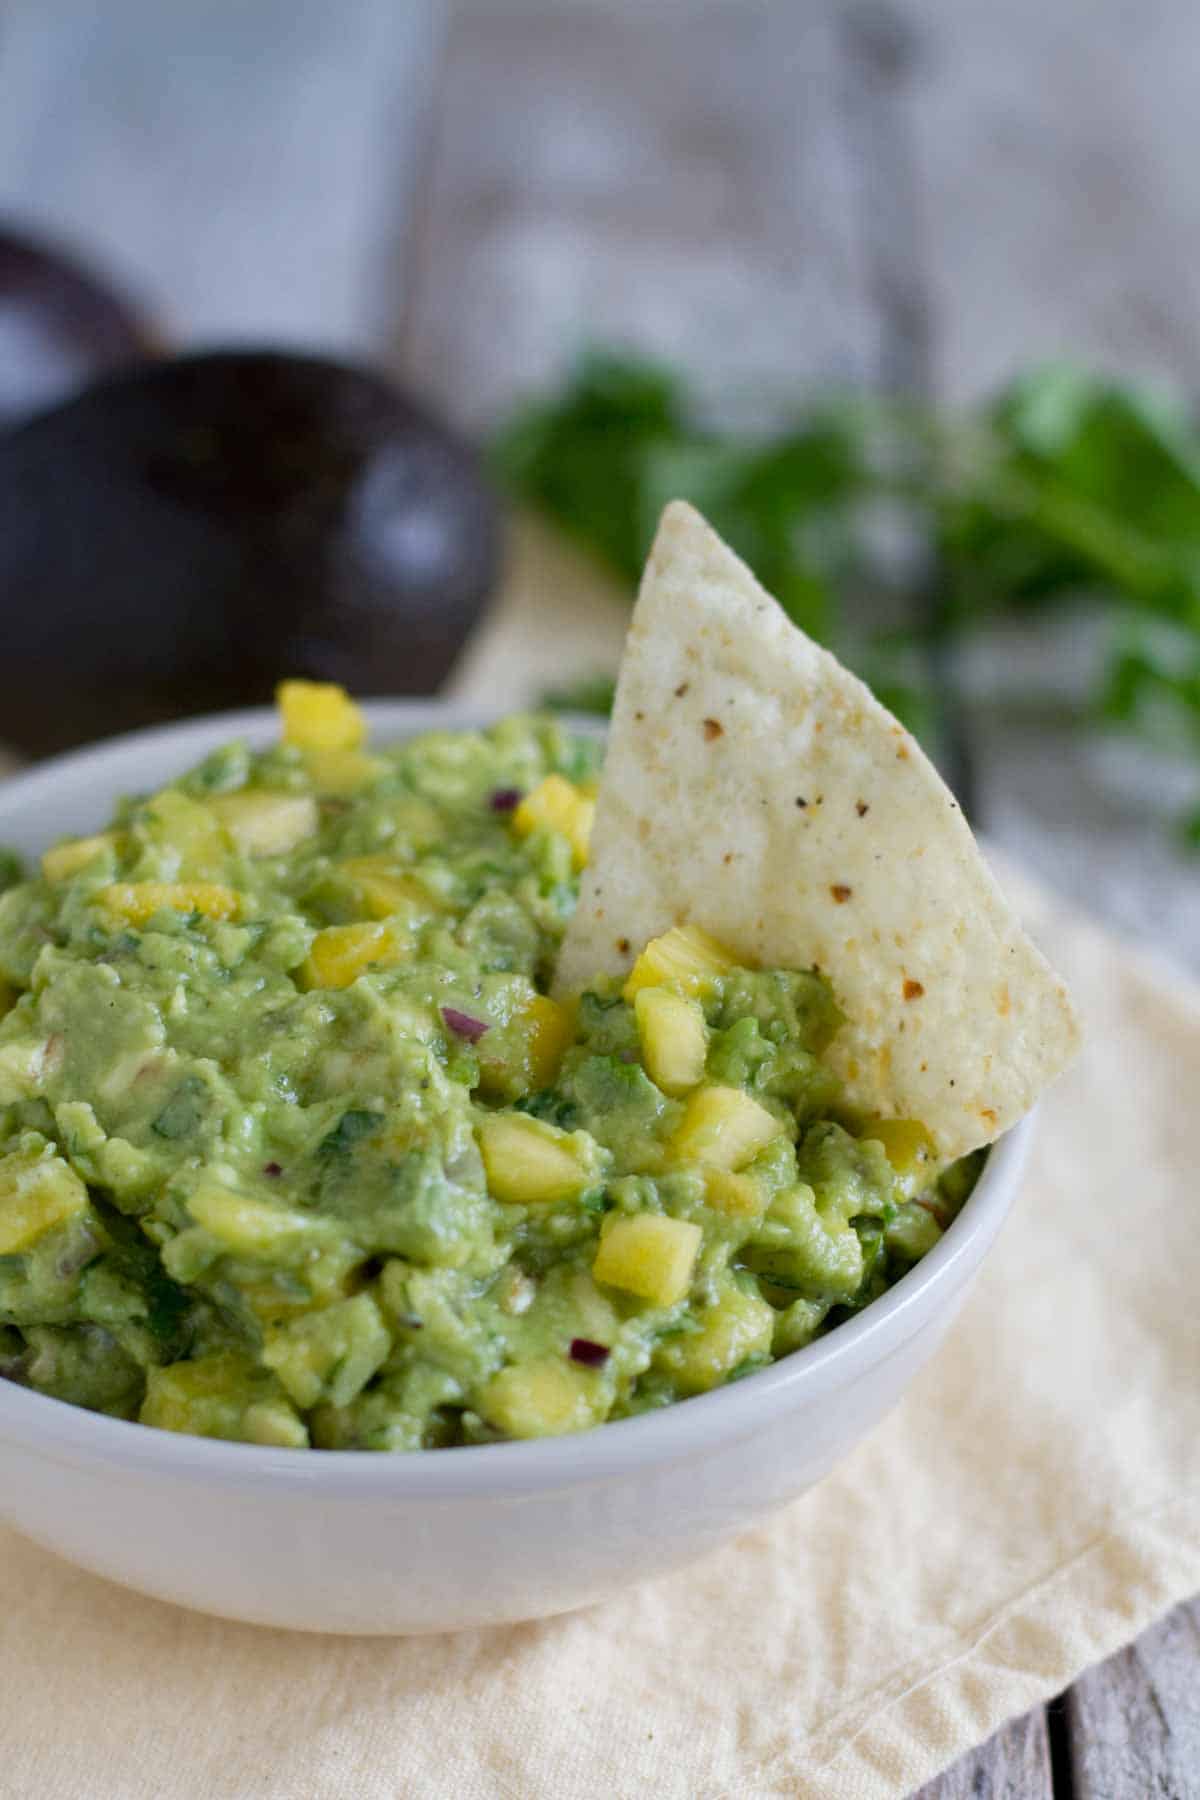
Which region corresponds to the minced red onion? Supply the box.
[488,787,523,813]
[442,1006,489,1044]
[568,1337,610,1368]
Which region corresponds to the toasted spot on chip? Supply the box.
[831,885,853,904]
[702,718,724,741]
[903,979,925,1001]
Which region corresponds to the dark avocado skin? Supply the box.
[0,227,153,430]
[0,350,500,755]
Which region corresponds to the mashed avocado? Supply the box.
[0,685,980,1449]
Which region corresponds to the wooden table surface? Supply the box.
[1,2,1197,1793]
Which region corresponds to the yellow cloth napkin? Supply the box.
[4,543,1199,1797]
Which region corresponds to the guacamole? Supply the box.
[0,684,980,1449]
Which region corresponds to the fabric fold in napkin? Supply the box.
[3,855,1198,1799]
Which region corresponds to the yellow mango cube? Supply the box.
[512,775,594,869]
[99,881,241,926]
[622,925,736,999]
[140,1354,309,1447]
[669,1086,784,1171]
[654,1284,775,1395]
[478,1113,596,1205]
[635,988,708,1095]
[212,791,318,857]
[0,1148,89,1253]
[141,789,230,878]
[477,994,577,1101]
[592,1212,702,1306]
[702,1166,767,1220]
[277,679,366,752]
[480,1356,599,1438]
[187,1185,327,1256]
[300,920,407,989]
[41,831,119,884]
[340,857,439,925]
[868,1118,938,1193]
[522,995,576,1090]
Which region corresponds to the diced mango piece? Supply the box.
[0,1147,88,1253]
[635,988,708,1096]
[340,857,440,925]
[480,1356,599,1438]
[702,1166,767,1220]
[241,1401,311,1449]
[300,920,407,989]
[141,789,228,876]
[592,1212,702,1306]
[277,679,366,752]
[522,995,576,1090]
[512,774,594,869]
[262,1294,391,1410]
[669,1086,785,1171]
[212,791,318,857]
[477,994,577,1101]
[622,924,736,999]
[187,1185,327,1257]
[654,1283,775,1395]
[303,747,385,795]
[41,831,119,884]
[99,881,240,926]
[140,1354,309,1447]
[478,1113,598,1205]
[868,1118,938,1196]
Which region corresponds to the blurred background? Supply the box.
[0,0,1197,973]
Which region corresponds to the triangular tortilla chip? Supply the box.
[557,502,1081,1159]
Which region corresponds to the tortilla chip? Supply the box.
[556,501,1081,1160]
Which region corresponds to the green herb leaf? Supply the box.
[319,1109,384,1157]
[496,352,1200,845]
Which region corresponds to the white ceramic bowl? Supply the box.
[0,704,1030,1634]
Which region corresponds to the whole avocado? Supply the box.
[0,350,499,754]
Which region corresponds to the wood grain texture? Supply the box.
[915,1710,1054,1800]
[1067,1598,1200,1799]
[0,0,444,349]
[397,1,886,430]
[902,0,1200,404]
[896,0,1200,969]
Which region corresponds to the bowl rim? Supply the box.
[0,701,1031,1498]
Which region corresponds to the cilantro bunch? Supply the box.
[493,353,1200,847]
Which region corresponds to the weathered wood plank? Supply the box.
[397,1,886,430]
[914,1709,1054,1800]
[901,0,1200,404]
[895,0,1200,971]
[1066,1598,1200,1799]
[0,0,443,349]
